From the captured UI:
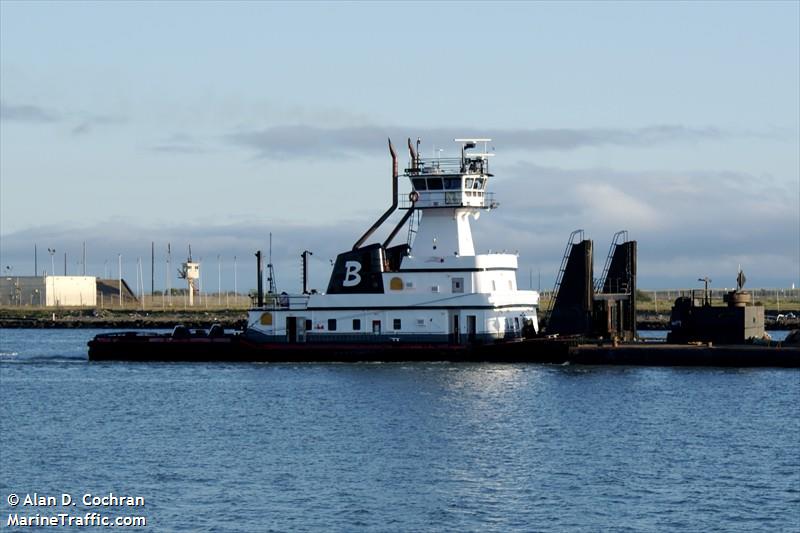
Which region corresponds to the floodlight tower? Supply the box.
[178,245,200,306]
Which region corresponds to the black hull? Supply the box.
[87,333,800,367]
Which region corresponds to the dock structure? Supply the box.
[546,230,637,341]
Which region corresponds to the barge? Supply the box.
[87,325,800,366]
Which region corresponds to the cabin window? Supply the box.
[328,319,337,331]
[465,178,474,189]
[393,318,402,330]
[452,277,464,293]
[514,317,520,330]
[427,178,443,190]
[416,318,425,327]
[473,178,484,189]
[444,177,460,190]
[352,319,361,331]
[412,178,427,191]
[305,319,312,331]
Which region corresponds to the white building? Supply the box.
[0,276,97,307]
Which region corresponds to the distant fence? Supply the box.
[0,292,253,311]
[536,288,800,313]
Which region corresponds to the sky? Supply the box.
[1,1,798,294]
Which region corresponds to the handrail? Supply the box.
[398,191,495,209]
[406,156,490,176]
[544,229,585,324]
[595,230,629,293]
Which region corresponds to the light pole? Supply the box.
[698,277,712,306]
[48,248,56,276]
[234,255,238,301]
[217,255,222,306]
[118,254,123,307]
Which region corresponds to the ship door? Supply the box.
[372,320,381,335]
[467,315,477,343]
[451,313,460,344]
[286,317,297,343]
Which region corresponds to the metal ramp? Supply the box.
[544,229,584,323]
[595,230,628,293]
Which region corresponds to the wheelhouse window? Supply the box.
[427,178,443,190]
[352,319,361,331]
[444,177,461,190]
[393,319,402,330]
[328,319,337,331]
[473,178,484,190]
[412,178,427,191]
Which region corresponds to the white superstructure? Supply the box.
[247,138,539,345]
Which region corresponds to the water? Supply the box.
[1,329,798,532]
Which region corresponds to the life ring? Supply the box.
[409,191,420,203]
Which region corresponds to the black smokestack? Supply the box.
[255,250,263,307]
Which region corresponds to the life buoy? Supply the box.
[409,191,419,203]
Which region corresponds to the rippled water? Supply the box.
[1,329,798,532]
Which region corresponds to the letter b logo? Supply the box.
[343,261,362,287]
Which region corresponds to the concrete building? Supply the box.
[0,276,97,307]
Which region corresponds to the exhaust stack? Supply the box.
[255,250,264,307]
[352,138,399,250]
[407,137,418,170]
[301,250,312,295]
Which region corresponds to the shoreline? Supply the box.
[0,309,247,330]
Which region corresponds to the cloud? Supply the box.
[149,133,212,154]
[70,114,126,136]
[226,124,732,159]
[1,100,126,135]
[1,159,797,290]
[478,161,799,287]
[227,125,391,159]
[0,100,59,122]
[573,183,659,229]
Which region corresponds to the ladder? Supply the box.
[406,210,421,247]
[545,229,584,323]
[595,230,628,293]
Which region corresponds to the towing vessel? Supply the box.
[91,137,541,361]
[244,137,538,348]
